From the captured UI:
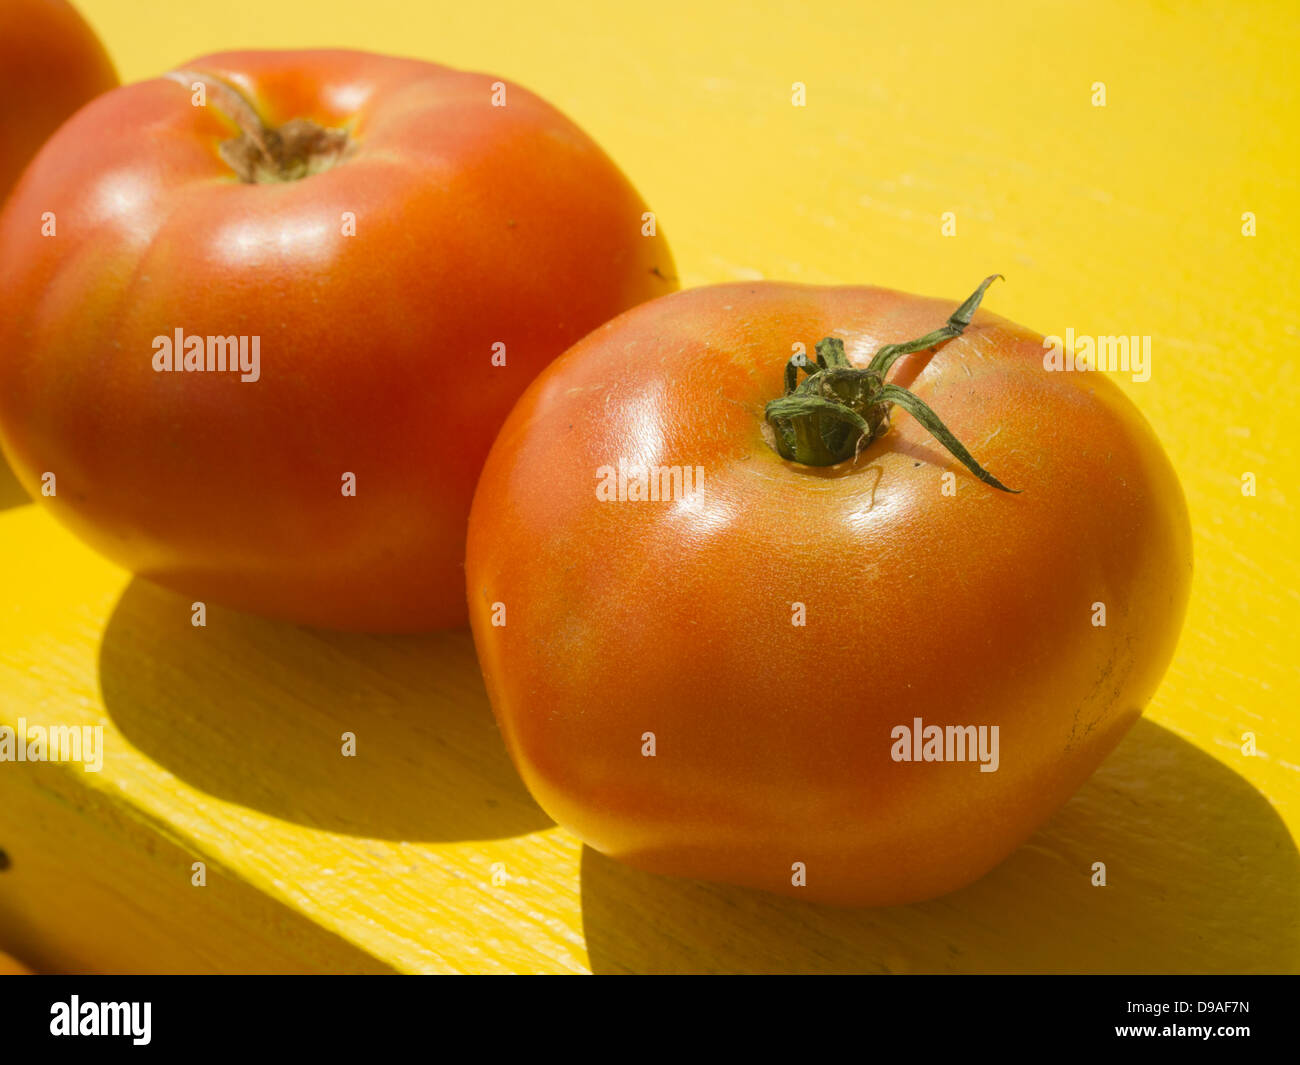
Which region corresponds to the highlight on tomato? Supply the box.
[0,49,676,630]
[467,276,1192,905]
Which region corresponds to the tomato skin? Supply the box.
[0,0,117,205]
[467,282,1192,906]
[0,50,675,630]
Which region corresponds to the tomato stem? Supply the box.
[764,275,1019,492]
[166,69,352,184]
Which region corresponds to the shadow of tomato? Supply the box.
[579,717,1299,973]
[98,577,552,842]
[0,451,29,510]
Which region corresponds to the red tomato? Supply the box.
[0,0,117,204]
[467,279,1192,905]
[0,49,675,629]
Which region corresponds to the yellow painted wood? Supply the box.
[1,0,1296,973]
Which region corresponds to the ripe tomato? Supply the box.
[0,0,117,205]
[467,279,1191,905]
[0,49,675,629]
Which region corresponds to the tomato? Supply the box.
[0,49,675,629]
[0,0,116,205]
[0,0,117,204]
[466,279,1192,906]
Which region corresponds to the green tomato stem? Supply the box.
[764,275,1019,492]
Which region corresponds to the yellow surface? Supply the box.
[1,0,1297,973]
